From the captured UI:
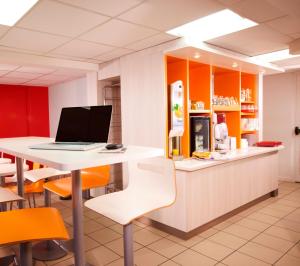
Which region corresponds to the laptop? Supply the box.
[30,105,112,151]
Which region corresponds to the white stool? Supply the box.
[0,158,11,164]
[85,157,176,266]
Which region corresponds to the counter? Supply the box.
[145,146,282,239]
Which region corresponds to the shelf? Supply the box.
[189,109,211,114]
[241,112,256,116]
[241,130,257,134]
[241,101,255,104]
[213,105,240,112]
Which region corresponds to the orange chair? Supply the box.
[0,207,69,266]
[43,165,110,199]
[7,163,44,208]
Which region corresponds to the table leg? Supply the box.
[0,178,7,211]
[72,170,86,266]
[16,157,32,266]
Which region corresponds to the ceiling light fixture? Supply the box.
[0,0,39,26]
[167,9,257,42]
[232,62,238,68]
[251,49,300,62]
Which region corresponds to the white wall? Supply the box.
[263,71,300,181]
[48,73,98,137]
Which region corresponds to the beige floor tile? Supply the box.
[288,243,300,259]
[284,210,300,223]
[284,194,300,203]
[88,228,122,244]
[235,217,270,232]
[85,245,120,265]
[166,234,204,248]
[95,216,117,227]
[109,223,142,235]
[133,219,148,228]
[275,254,300,266]
[252,233,294,253]
[264,226,300,243]
[60,208,73,218]
[84,235,100,251]
[84,210,104,220]
[198,228,219,238]
[106,258,124,266]
[134,247,168,266]
[276,218,300,233]
[213,221,232,230]
[84,219,105,234]
[247,212,280,224]
[34,261,47,266]
[267,202,296,212]
[237,208,256,217]
[239,242,283,264]
[222,251,271,266]
[160,260,181,266]
[258,207,293,218]
[146,226,169,237]
[209,231,247,250]
[275,199,300,208]
[172,249,217,266]
[223,224,260,240]
[226,215,243,223]
[48,257,74,266]
[148,238,187,259]
[105,238,143,256]
[133,229,162,246]
[63,214,90,226]
[191,239,234,261]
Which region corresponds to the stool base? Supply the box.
[32,240,67,261]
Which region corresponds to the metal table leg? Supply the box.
[72,170,86,266]
[16,157,32,266]
[32,189,67,261]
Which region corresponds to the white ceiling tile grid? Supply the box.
[95,48,134,62]
[80,19,159,47]
[266,15,300,35]
[17,0,110,38]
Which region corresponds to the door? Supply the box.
[263,71,300,182]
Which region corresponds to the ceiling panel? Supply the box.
[119,0,223,31]
[266,15,300,35]
[50,69,86,76]
[0,70,9,76]
[58,0,144,17]
[80,19,158,47]
[48,39,115,58]
[266,0,300,17]
[0,25,9,38]
[37,74,70,81]
[95,48,134,62]
[0,77,30,84]
[273,56,300,66]
[16,66,56,74]
[229,0,286,23]
[24,80,56,86]
[0,28,70,53]
[4,72,43,79]
[17,0,110,37]
[207,24,292,56]
[126,33,177,51]
[0,64,20,71]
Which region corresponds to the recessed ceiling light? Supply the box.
[251,49,300,62]
[193,53,201,59]
[232,62,238,68]
[0,0,39,27]
[167,9,257,42]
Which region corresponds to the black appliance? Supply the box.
[190,116,210,155]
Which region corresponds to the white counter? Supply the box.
[175,146,284,171]
[147,146,282,238]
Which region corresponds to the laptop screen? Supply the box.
[55,105,112,143]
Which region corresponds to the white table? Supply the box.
[0,137,164,266]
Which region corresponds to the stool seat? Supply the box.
[0,207,69,246]
[43,165,110,198]
[23,168,70,183]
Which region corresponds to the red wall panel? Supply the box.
[0,84,49,138]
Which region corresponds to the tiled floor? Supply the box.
[8,181,300,265]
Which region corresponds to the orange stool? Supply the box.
[43,165,110,199]
[0,207,69,266]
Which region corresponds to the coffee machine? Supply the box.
[213,113,229,151]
